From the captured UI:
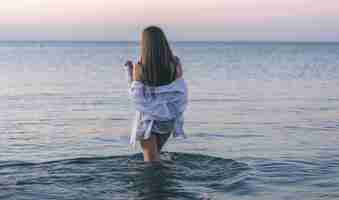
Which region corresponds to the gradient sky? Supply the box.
[1,0,339,41]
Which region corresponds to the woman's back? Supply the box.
[124,26,187,162]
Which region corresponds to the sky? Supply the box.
[1,0,339,41]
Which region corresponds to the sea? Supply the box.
[0,41,339,200]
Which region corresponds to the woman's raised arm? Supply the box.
[133,63,143,81]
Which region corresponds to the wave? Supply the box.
[0,152,250,200]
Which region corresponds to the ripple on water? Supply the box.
[0,153,251,200]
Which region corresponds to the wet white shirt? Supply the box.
[124,66,188,146]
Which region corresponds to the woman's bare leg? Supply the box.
[140,134,160,162]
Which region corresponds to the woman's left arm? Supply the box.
[133,63,142,81]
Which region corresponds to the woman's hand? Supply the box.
[124,60,142,81]
[124,60,134,83]
[125,60,133,69]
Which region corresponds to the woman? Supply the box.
[124,26,188,162]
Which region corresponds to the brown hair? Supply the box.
[139,26,177,86]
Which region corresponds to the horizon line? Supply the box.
[1,40,339,44]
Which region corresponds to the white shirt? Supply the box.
[125,66,188,146]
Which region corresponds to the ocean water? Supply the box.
[0,41,339,200]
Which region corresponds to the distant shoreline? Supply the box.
[0,40,339,44]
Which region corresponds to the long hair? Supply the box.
[140,26,176,86]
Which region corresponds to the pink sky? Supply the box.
[1,0,339,41]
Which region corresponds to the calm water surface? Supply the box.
[0,41,339,199]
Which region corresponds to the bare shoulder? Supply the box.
[133,63,142,81]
